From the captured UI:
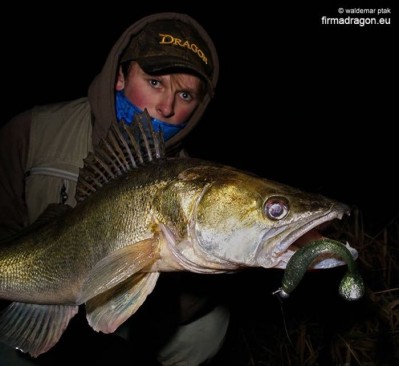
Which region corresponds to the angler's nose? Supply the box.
[156,94,175,119]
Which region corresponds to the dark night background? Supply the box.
[2,3,396,230]
[1,3,397,365]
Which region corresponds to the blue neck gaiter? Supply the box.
[115,91,186,141]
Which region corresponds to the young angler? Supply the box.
[0,12,226,366]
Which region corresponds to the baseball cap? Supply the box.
[120,19,213,89]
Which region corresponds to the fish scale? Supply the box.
[0,112,362,357]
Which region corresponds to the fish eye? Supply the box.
[264,197,289,220]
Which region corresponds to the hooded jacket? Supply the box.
[0,13,219,237]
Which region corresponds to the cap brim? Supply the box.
[138,56,212,90]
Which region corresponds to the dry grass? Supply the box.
[328,210,399,365]
[210,210,399,365]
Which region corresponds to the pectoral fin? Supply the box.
[86,272,160,333]
[78,237,158,304]
[0,302,78,357]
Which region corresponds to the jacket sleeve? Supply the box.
[0,110,32,239]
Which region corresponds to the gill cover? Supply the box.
[193,171,268,266]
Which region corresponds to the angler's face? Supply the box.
[116,62,202,125]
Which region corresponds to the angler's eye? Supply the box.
[265,197,289,220]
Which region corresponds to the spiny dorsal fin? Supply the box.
[75,109,165,203]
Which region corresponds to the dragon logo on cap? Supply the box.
[159,33,208,64]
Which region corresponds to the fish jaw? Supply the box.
[257,201,352,269]
[187,168,353,271]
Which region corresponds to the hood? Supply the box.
[88,12,219,152]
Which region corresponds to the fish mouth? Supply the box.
[265,204,354,269]
[291,221,330,248]
[289,224,358,269]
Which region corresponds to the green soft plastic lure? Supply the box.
[277,239,365,301]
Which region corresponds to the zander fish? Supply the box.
[0,112,362,357]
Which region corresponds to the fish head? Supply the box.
[189,166,351,270]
